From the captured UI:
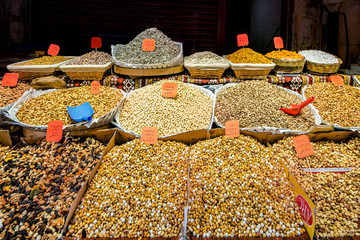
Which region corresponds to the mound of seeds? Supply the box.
[305,82,360,127]
[185,51,229,65]
[119,80,213,137]
[299,50,339,64]
[115,27,180,65]
[215,81,315,131]
[272,137,360,168]
[188,135,305,238]
[226,48,271,64]
[0,82,31,108]
[68,139,188,238]
[15,56,70,65]
[16,86,123,126]
[0,138,104,240]
[67,51,112,65]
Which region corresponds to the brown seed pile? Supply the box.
[68,139,188,238]
[0,138,104,240]
[226,48,271,64]
[16,86,123,126]
[119,80,213,137]
[15,56,70,65]
[305,83,360,127]
[0,82,31,108]
[215,81,315,131]
[188,135,305,238]
[273,137,360,238]
[67,51,112,65]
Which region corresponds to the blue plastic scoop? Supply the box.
[66,102,94,122]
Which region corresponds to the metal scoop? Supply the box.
[280,97,315,115]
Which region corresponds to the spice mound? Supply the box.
[0,138,104,240]
[265,50,303,60]
[67,51,112,65]
[119,80,213,137]
[68,139,188,238]
[15,56,70,65]
[188,135,305,238]
[115,27,180,65]
[226,48,271,64]
[185,51,228,65]
[215,81,315,131]
[305,82,360,127]
[0,82,31,108]
[299,50,339,64]
[16,86,123,126]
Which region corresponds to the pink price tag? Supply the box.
[237,34,249,47]
[2,73,19,87]
[274,37,284,49]
[48,44,60,56]
[46,120,64,142]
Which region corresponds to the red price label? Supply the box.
[91,37,102,49]
[162,82,177,98]
[237,34,249,47]
[2,73,19,87]
[141,127,158,145]
[48,44,60,56]
[91,81,100,94]
[293,135,314,158]
[330,75,344,86]
[296,195,314,227]
[46,120,63,142]
[142,39,155,51]
[225,120,240,138]
[274,37,284,49]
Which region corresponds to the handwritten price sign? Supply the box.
[141,127,158,144]
[2,73,19,87]
[91,37,102,49]
[330,75,344,86]
[91,81,100,94]
[48,44,60,56]
[237,34,249,47]
[142,39,155,51]
[225,120,240,138]
[46,120,63,142]
[293,135,314,158]
[162,82,177,98]
[274,37,284,49]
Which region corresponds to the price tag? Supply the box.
[46,120,63,142]
[48,44,60,56]
[142,39,155,51]
[2,73,19,87]
[91,81,100,94]
[141,127,158,145]
[296,195,314,227]
[91,37,102,49]
[293,135,314,158]
[330,75,344,86]
[237,34,249,47]
[274,37,284,49]
[162,82,177,98]
[225,120,240,138]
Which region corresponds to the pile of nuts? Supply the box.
[67,51,112,65]
[188,135,305,238]
[265,50,303,60]
[15,56,70,65]
[68,139,188,238]
[299,50,339,64]
[305,82,360,127]
[0,81,31,108]
[119,80,213,137]
[215,81,315,131]
[0,138,104,240]
[115,27,180,65]
[226,48,271,64]
[185,51,229,65]
[272,137,360,168]
[16,86,123,126]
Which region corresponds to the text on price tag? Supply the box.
[330,75,344,86]
[2,73,19,87]
[91,81,100,94]
[141,127,158,145]
[225,120,240,138]
[237,34,249,47]
[46,120,63,142]
[48,44,60,56]
[143,39,155,51]
[91,37,102,49]
[162,82,177,98]
[293,135,314,158]
[274,37,284,49]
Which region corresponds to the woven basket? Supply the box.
[187,68,226,78]
[60,62,113,81]
[305,57,342,75]
[228,62,276,80]
[267,57,305,74]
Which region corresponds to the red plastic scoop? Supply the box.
[280,97,315,115]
